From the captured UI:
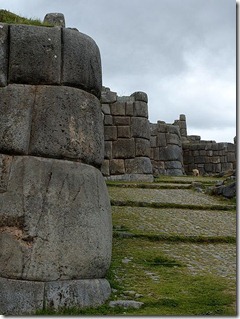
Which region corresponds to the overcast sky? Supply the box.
[1,0,236,142]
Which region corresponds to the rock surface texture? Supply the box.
[0,14,112,315]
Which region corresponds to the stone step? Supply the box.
[112,206,236,238]
[108,187,235,210]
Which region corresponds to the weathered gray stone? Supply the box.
[149,123,158,135]
[45,279,111,310]
[0,277,44,315]
[227,153,236,162]
[109,159,125,174]
[131,91,148,103]
[157,122,168,133]
[0,84,35,154]
[9,25,61,85]
[150,136,157,148]
[0,156,112,281]
[101,103,111,115]
[109,300,144,309]
[0,154,12,192]
[62,28,102,98]
[213,182,236,198]
[101,87,117,104]
[125,157,152,174]
[0,23,8,87]
[43,13,65,27]
[125,102,134,116]
[117,126,131,138]
[131,117,150,139]
[112,138,135,158]
[135,138,150,157]
[179,114,186,121]
[104,126,117,141]
[113,116,130,126]
[165,161,183,169]
[104,115,113,126]
[110,101,125,115]
[105,173,153,182]
[166,169,184,176]
[166,133,181,146]
[104,141,112,159]
[133,101,148,118]
[101,159,110,176]
[159,145,183,161]
[157,133,167,147]
[29,86,104,166]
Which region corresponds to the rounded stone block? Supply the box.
[62,28,102,98]
[29,86,104,167]
[44,13,66,27]
[131,91,148,103]
[0,156,112,281]
[9,24,61,85]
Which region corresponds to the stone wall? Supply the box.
[0,17,112,315]
[150,121,185,176]
[101,87,153,182]
[182,141,236,175]
[101,88,236,178]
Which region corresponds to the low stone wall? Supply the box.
[183,141,236,175]
[101,87,153,181]
[150,121,185,176]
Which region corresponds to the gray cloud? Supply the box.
[0,0,236,142]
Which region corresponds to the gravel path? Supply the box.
[112,206,236,237]
[109,187,228,206]
[159,243,236,281]
[110,179,236,284]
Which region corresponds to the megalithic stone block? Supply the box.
[0,23,8,87]
[0,155,112,282]
[9,24,61,85]
[29,86,104,166]
[62,28,102,99]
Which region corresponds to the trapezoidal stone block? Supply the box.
[0,84,35,154]
[62,28,102,99]
[0,155,112,281]
[9,24,61,85]
[0,23,8,87]
[29,86,104,167]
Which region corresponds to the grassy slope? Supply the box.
[0,9,52,26]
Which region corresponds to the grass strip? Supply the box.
[113,231,236,244]
[107,182,191,189]
[110,199,235,211]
